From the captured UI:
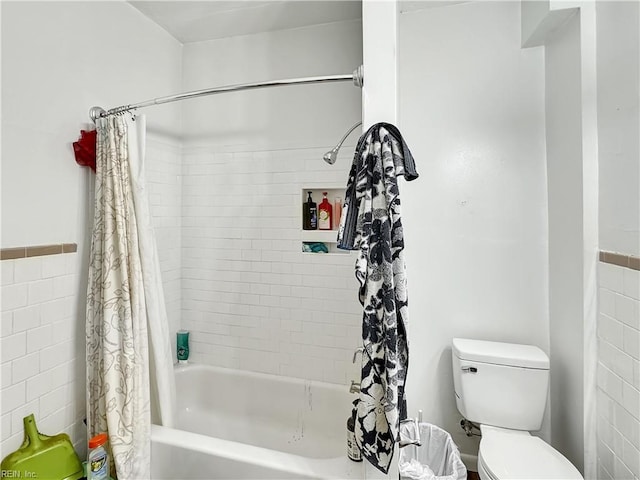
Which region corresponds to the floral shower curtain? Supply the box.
[86,114,175,479]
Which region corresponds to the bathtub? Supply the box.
[150,364,372,479]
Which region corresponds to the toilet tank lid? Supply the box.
[452,338,550,369]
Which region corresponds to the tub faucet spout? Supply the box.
[349,380,361,394]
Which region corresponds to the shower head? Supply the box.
[323,121,363,165]
[323,147,340,165]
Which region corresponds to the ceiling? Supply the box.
[129,1,363,44]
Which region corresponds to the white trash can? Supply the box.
[399,422,467,480]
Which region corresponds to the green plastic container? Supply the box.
[0,414,83,480]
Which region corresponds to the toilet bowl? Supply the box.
[451,338,583,480]
[477,425,582,480]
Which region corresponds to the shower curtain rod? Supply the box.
[90,66,364,122]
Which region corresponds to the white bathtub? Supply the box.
[150,364,370,479]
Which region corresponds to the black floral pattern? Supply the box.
[337,123,418,473]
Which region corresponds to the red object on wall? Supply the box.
[73,129,97,172]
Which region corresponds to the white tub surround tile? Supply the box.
[597,261,640,479]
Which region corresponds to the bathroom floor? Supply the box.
[468,472,480,480]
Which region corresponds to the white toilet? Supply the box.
[452,338,583,480]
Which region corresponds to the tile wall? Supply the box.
[597,259,640,479]
[146,135,183,343]
[1,253,85,458]
[0,136,181,460]
[181,145,363,384]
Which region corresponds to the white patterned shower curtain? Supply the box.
[86,114,176,479]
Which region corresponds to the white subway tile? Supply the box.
[271,262,292,274]
[37,405,68,434]
[280,318,302,332]
[26,370,53,402]
[597,461,614,480]
[622,437,640,478]
[39,341,73,375]
[1,413,11,441]
[269,285,291,297]
[598,390,616,424]
[53,275,78,299]
[27,278,54,304]
[41,255,68,279]
[599,314,624,349]
[623,326,640,361]
[11,352,40,383]
[1,311,13,337]
[1,362,11,389]
[617,294,640,330]
[51,319,75,344]
[1,432,24,464]
[601,262,625,292]
[610,424,626,459]
[1,261,14,286]
[622,381,640,420]
[12,305,40,333]
[613,454,635,480]
[615,402,640,449]
[600,339,635,381]
[40,297,74,324]
[1,284,28,311]
[309,309,337,324]
[267,307,290,322]
[1,332,26,363]
[13,257,42,284]
[26,324,52,354]
[624,268,640,301]
[46,360,76,388]
[10,399,39,435]
[65,254,79,275]
[258,295,280,307]
[290,286,315,299]
[1,381,25,412]
[39,385,68,420]
[181,146,367,383]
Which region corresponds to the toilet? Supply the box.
[451,338,583,480]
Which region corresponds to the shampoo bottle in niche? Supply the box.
[346,406,362,462]
[334,196,343,228]
[318,192,333,230]
[177,330,189,363]
[303,191,317,230]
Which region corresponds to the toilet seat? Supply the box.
[478,425,583,480]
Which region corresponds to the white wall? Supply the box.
[182,20,362,150]
[521,1,600,472]
[398,1,548,457]
[180,21,364,383]
[362,0,397,127]
[1,1,182,249]
[597,1,640,257]
[596,2,640,479]
[1,0,182,459]
[544,10,585,472]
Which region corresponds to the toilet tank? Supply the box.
[452,338,550,431]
